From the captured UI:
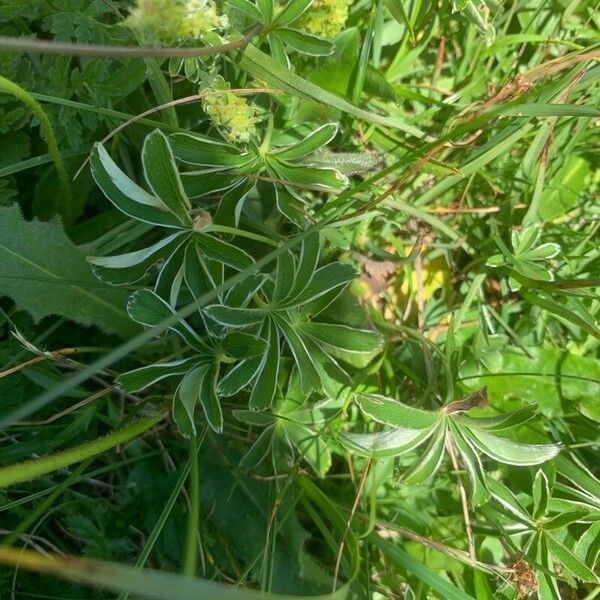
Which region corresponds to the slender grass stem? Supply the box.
[182,435,200,578]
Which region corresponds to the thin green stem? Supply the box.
[0,75,73,221]
[207,224,279,247]
[1,459,92,547]
[182,435,200,578]
[0,414,164,488]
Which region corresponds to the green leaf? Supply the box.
[117,358,198,393]
[524,243,560,261]
[453,404,538,432]
[87,232,188,285]
[182,170,243,199]
[249,319,280,409]
[277,29,334,56]
[214,179,255,227]
[169,132,255,168]
[401,425,447,485]
[460,347,600,416]
[355,393,440,429]
[199,361,223,433]
[221,332,266,359]
[284,421,331,476]
[90,144,182,228]
[273,0,313,26]
[282,263,356,308]
[368,536,477,600]
[542,510,589,531]
[204,305,266,328]
[269,160,348,192]
[512,225,540,255]
[239,44,426,138]
[274,313,321,394]
[142,130,192,225]
[463,427,560,466]
[273,123,338,161]
[545,533,598,582]
[155,241,187,305]
[520,291,600,340]
[284,230,320,302]
[239,426,274,470]
[486,478,534,525]
[574,521,600,569]
[299,322,382,354]
[173,363,208,436]
[256,0,273,22]
[195,233,253,270]
[555,455,600,505]
[184,243,219,303]
[217,356,262,396]
[339,427,433,458]
[448,421,490,506]
[273,250,297,303]
[533,469,551,519]
[127,289,208,352]
[511,259,553,282]
[227,0,264,21]
[0,205,137,338]
[533,533,562,600]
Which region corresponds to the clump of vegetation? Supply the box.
[0,1,599,599]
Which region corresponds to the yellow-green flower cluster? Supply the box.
[127,0,228,42]
[202,92,263,143]
[301,0,352,39]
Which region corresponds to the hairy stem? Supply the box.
[0,75,73,221]
[0,414,164,488]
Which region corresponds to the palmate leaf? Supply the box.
[401,424,447,485]
[174,363,209,436]
[217,356,263,397]
[297,322,383,367]
[174,360,223,435]
[273,123,338,160]
[169,132,256,168]
[142,129,192,225]
[448,420,490,506]
[280,263,357,308]
[117,358,199,393]
[90,144,182,228]
[276,28,334,56]
[355,394,440,429]
[249,319,280,409]
[87,231,190,285]
[544,532,598,583]
[0,205,137,338]
[533,469,551,519]
[338,427,434,459]
[273,0,313,26]
[127,289,209,353]
[462,427,561,466]
[453,404,538,431]
[274,312,321,394]
[268,159,348,192]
